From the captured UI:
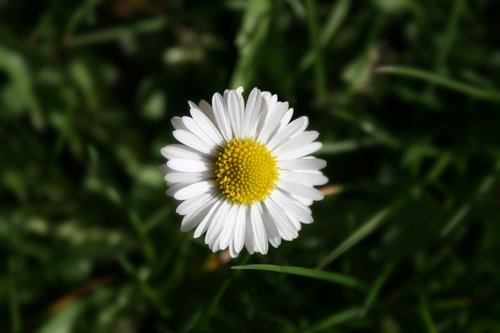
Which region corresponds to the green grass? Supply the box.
[1,0,500,332]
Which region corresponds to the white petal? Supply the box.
[219,205,238,250]
[272,190,313,224]
[229,240,238,258]
[161,144,206,160]
[279,142,323,160]
[176,192,215,215]
[279,170,329,186]
[260,201,281,248]
[258,102,289,143]
[233,205,246,253]
[278,158,327,170]
[181,196,217,231]
[273,131,319,156]
[278,180,324,201]
[227,90,243,138]
[173,130,213,155]
[250,204,268,254]
[212,93,232,142]
[243,88,262,137]
[193,199,222,238]
[189,107,224,146]
[171,116,187,130]
[196,100,217,124]
[264,199,298,241]
[159,164,169,174]
[166,183,185,197]
[244,207,256,255]
[173,181,215,200]
[293,194,314,207]
[205,200,231,246]
[280,108,294,129]
[167,159,210,172]
[165,171,211,184]
[266,116,308,150]
[182,116,218,147]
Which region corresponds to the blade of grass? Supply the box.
[187,254,250,332]
[305,307,362,333]
[440,173,496,237]
[305,0,327,105]
[232,264,367,290]
[8,257,21,333]
[436,0,466,70]
[361,262,395,316]
[231,0,272,88]
[316,204,400,269]
[332,107,401,148]
[375,66,500,102]
[319,138,379,155]
[65,17,169,47]
[128,210,155,263]
[300,0,351,72]
[117,256,170,317]
[419,295,438,333]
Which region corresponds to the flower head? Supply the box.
[161,87,327,257]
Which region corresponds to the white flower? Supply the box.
[161,87,328,258]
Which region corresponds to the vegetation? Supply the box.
[1,0,500,332]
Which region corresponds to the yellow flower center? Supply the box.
[214,138,278,204]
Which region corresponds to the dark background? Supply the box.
[1,0,500,332]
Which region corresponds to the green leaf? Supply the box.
[231,264,367,290]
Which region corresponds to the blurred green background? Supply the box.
[2,0,500,332]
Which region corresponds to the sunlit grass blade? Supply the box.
[232,264,367,290]
[65,17,168,47]
[375,66,500,102]
[316,204,399,269]
[305,307,362,333]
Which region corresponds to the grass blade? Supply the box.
[305,0,327,105]
[232,264,366,290]
[436,0,466,69]
[440,173,496,237]
[8,257,21,333]
[375,66,500,102]
[117,256,170,317]
[361,262,394,316]
[319,138,378,155]
[316,204,399,269]
[305,307,362,333]
[65,17,169,47]
[231,0,272,88]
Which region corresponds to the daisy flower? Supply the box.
[161,87,327,258]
